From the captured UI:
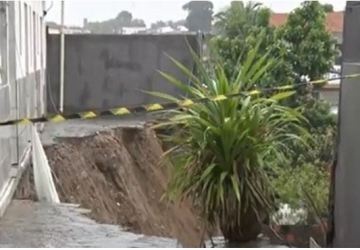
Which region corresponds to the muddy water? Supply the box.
[0,200,180,248]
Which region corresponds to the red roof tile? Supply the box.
[269,11,344,33]
[326,11,344,33]
[269,13,288,27]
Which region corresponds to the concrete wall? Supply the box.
[333,1,360,247]
[46,34,199,114]
[0,1,46,215]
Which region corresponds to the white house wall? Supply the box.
[0,1,46,216]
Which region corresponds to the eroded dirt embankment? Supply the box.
[15,127,202,247]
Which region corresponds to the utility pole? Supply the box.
[59,0,65,112]
[332,1,360,247]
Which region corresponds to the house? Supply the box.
[121,26,147,34]
[0,1,46,216]
[46,22,91,34]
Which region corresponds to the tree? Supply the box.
[214,1,270,38]
[210,1,337,227]
[84,11,146,34]
[174,19,186,27]
[115,11,133,27]
[280,1,337,80]
[151,20,186,30]
[130,18,146,27]
[211,1,294,86]
[183,1,213,32]
[322,3,334,12]
[273,2,338,224]
[151,20,167,29]
[153,44,308,243]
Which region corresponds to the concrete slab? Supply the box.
[40,115,153,146]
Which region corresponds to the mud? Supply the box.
[15,126,202,247]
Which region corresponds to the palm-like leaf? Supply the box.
[152,42,309,242]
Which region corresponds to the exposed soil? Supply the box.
[15,126,202,247]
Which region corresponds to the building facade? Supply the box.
[0,1,46,215]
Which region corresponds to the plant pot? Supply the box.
[220,207,264,243]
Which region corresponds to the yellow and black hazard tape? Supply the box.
[0,73,359,127]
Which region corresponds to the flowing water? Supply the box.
[0,125,181,247]
[0,200,288,248]
[0,200,180,248]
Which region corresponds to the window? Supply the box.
[40,16,43,68]
[33,11,36,57]
[18,1,22,54]
[36,16,40,55]
[28,6,33,72]
[24,3,28,73]
[0,2,7,85]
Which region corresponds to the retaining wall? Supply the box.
[46,34,199,114]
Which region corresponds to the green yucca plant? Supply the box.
[151,43,308,243]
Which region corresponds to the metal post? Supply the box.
[59,0,64,112]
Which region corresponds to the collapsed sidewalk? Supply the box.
[14,118,202,247]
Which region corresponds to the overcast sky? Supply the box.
[45,0,347,27]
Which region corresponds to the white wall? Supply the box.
[13,1,45,77]
[13,1,46,118]
[0,1,46,216]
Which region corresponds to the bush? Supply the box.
[272,163,330,224]
[152,44,309,242]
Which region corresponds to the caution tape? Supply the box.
[0,73,359,127]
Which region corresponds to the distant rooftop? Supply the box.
[270,11,344,33]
